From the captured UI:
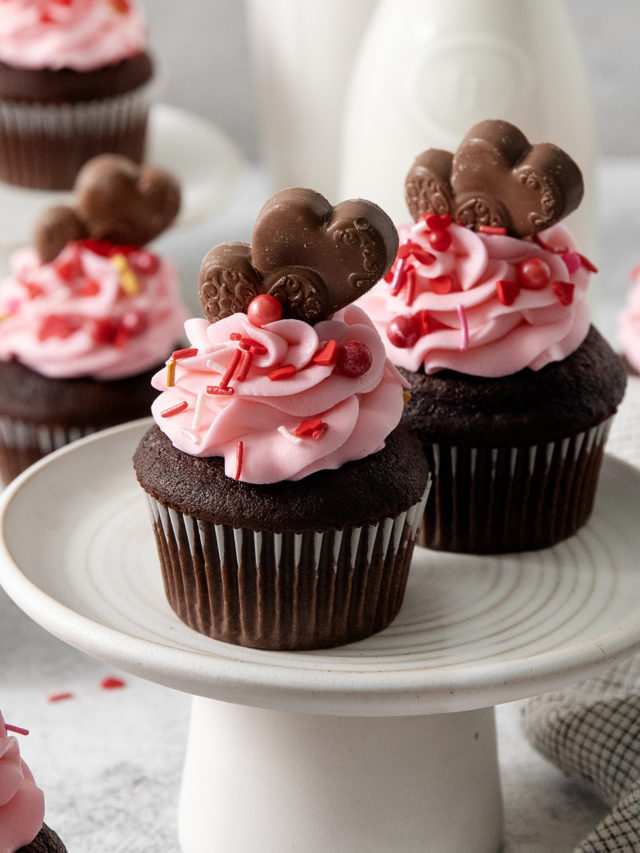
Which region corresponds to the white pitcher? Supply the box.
[339,0,597,254]
[245,0,378,200]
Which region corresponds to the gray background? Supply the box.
[145,0,639,162]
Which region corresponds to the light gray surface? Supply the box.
[145,0,639,161]
[0,158,638,851]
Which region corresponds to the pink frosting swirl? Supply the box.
[150,305,407,484]
[0,0,148,71]
[356,220,592,377]
[619,263,640,373]
[0,713,45,853]
[0,241,186,380]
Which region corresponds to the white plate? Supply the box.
[1,418,640,717]
[0,103,245,251]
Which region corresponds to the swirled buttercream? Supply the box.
[0,713,44,853]
[0,241,186,380]
[356,219,592,377]
[619,263,640,374]
[0,0,148,71]
[150,304,407,483]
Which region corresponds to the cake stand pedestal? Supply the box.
[2,420,640,853]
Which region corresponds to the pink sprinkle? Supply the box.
[457,304,469,351]
[4,723,29,736]
[390,257,406,295]
[562,252,581,274]
[48,692,73,703]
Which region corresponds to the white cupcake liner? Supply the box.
[421,418,612,553]
[0,415,96,483]
[145,484,430,651]
[0,79,156,189]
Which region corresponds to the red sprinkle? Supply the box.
[219,349,242,388]
[313,339,338,366]
[269,365,297,381]
[295,418,327,439]
[131,250,159,275]
[100,676,126,690]
[24,282,45,299]
[229,332,242,341]
[428,275,453,295]
[239,337,268,355]
[89,317,119,344]
[496,279,520,306]
[38,314,78,340]
[553,280,575,306]
[206,385,234,396]
[404,266,416,306]
[235,350,253,382]
[48,692,73,703]
[54,251,83,283]
[478,225,507,235]
[161,401,188,418]
[397,242,436,265]
[172,347,198,360]
[424,212,452,231]
[235,441,244,480]
[78,278,100,297]
[579,253,598,273]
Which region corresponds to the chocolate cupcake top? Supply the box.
[356,119,595,378]
[148,188,410,484]
[0,155,186,380]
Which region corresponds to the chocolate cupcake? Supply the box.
[357,119,626,553]
[0,153,185,483]
[134,187,431,650]
[0,712,67,852]
[0,0,155,190]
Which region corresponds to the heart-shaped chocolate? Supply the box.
[198,188,398,323]
[404,120,583,237]
[34,154,181,263]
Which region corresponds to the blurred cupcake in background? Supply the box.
[618,259,640,376]
[0,153,185,484]
[0,0,155,190]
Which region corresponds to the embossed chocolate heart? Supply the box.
[405,120,583,237]
[34,154,181,263]
[198,188,398,323]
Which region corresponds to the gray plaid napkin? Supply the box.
[521,377,640,852]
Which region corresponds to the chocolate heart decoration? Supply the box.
[34,154,181,263]
[404,120,583,237]
[198,188,398,324]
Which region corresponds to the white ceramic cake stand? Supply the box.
[2,420,640,853]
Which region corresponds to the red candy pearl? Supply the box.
[337,340,373,377]
[387,315,419,348]
[247,294,283,326]
[516,258,551,290]
[427,229,452,252]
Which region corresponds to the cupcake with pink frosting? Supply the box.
[0,0,155,189]
[134,187,430,650]
[0,153,185,483]
[357,120,626,553]
[618,261,640,376]
[0,711,67,853]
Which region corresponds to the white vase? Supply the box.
[339,0,597,255]
[245,0,378,200]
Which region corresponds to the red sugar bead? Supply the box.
[427,229,452,252]
[516,258,551,290]
[337,340,372,377]
[247,294,283,327]
[387,315,419,348]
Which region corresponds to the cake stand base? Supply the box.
[178,697,503,853]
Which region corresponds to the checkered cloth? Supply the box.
[521,377,640,852]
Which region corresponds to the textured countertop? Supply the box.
[1,159,639,852]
